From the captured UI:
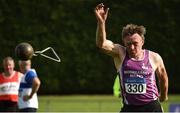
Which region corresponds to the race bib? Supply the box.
[125,77,146,94]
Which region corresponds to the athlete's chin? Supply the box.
[128,51,136,56]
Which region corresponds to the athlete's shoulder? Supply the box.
[149,50,164,70]
[149,50,162,60]
[27,69,37,77]
[17,71,24,79]
[115,44,126,55]
[116,44,125,49]
[27,71,35,76]
[25,69,38,83]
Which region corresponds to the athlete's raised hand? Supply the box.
[94,3,109,24]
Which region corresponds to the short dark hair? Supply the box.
[122,24,146,40]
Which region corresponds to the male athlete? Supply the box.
[0,57,23,112]
[95,3,168,112]
[18,60,41,112]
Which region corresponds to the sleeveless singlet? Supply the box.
[118,50,159,105]
[0,71,20,102]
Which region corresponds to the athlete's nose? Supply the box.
[129,44,135,50]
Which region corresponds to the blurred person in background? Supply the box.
[18,60,40,112]
[113,74,121,98]
[0,56,23,112]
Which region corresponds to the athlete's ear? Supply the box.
[141,39,144,45]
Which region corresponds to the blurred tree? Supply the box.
[0,0,179,94]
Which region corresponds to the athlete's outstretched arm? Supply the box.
[155,54,168,102]
[94,3,120,57]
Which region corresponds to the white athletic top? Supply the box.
[18,69,38,109]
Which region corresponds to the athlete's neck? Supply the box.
[3,71,15,77]
[129,50,144,60]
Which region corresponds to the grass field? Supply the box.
[38,94,180,112]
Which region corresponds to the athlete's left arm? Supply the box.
[23,76,41,101]
[155,53,168,102]
[29,77,41,98]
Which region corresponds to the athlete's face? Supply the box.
[3,60,15,74]
[18,60,31,73]
[123,33,144,58]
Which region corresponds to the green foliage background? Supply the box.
[0,0,179,94]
